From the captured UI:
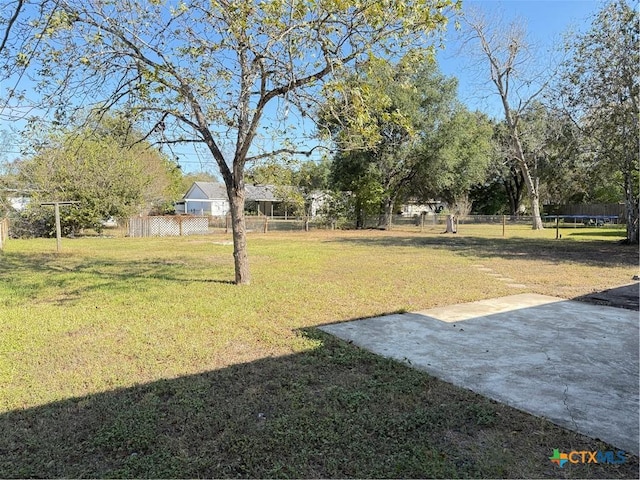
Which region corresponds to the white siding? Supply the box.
[211,200,229,216]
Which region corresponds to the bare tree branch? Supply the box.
[246,145,329,163]
[0,0,23,54]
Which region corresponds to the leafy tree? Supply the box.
[558,0,639,243]
[294,157,334,223]
[517,102,589,207]
[411,107,493,215]
[330,150,385,228]
[247,162,295,187]
[323,57,460,228]
[294,157,332,192]
[471,105,586,215]
[472,121,527,216]
[14,116,181,235]
[1,0,459,284]
[469,178,509,215]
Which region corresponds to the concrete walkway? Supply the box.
[320,293,639,455]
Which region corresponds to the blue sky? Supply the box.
[1,0,602,173]
[437,0,601,117]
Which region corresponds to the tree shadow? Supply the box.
[0,330,637,479]
[330,234,638,268]
[0,251,235,304]
[565,230,628,238]
[573,282,640,311]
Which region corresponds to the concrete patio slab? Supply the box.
[320,294,639,455]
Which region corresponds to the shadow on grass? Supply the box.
[330,234,638,268]
[0,251,235,304]
[565,230,628,238]
[574,282,640,311]
[1,330,637,479]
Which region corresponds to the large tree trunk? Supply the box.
[504,166,525,216]
[511,130,544,229]
[529,190,544,230]
[523,174,544,229]
[504,179,519,216]
[444,214,457,233]
[227,187,251,285]
[379,197,394,230]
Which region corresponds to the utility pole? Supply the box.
[40,201,79,252]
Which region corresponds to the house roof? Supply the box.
[184,182,280,202]
[187,182,228,200]
[246,184,279,202]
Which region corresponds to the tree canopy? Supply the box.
[558,0,639,243]
[324,57,492,226]
[323,58,451,227]
[412,107,493,215]
[10,115,182,235]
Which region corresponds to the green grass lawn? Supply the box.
[0,225,638,478]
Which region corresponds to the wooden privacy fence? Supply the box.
[0,218,8,250]
[128,216,209,238]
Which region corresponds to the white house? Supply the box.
[175,182,283,217]
[400,199,445,217]
[175,182,229,216]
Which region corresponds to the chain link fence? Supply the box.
[2,212,625,241]
[219,213,624,233]
[206,214,550,233]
